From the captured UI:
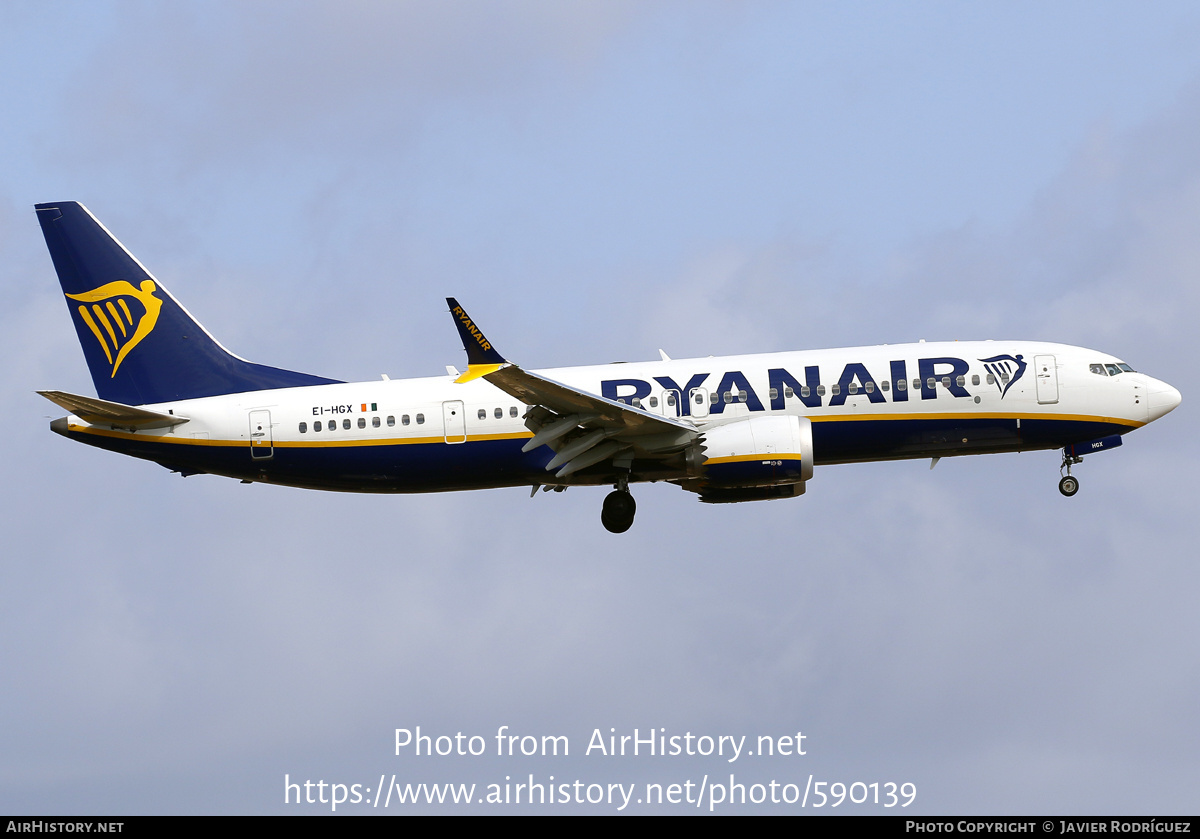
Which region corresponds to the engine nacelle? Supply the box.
[695,483,806,504]
[689,415,814,489]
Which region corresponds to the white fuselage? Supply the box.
[57,340,1179,493]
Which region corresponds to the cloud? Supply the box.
[56,1,643,176]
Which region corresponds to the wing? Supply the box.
[446,298,697,479]
[38,390,189,430]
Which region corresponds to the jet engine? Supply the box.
[687,415,813,502]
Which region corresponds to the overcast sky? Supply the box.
[2,1,1198,814]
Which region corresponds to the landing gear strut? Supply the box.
[601,473,636,533]
[1059,449,1082,497]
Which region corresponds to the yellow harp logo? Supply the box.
[66,280,163,377]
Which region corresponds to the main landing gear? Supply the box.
[1058,449,1082,497]
[601,473,636,533]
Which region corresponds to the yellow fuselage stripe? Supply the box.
[68,424,532,447]
[707,454,803,465]
[66,410,1138,448]
[806,411,1143,428]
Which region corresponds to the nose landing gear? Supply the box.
[601,472,636,533]
[1058,449,1082,497]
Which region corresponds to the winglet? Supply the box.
[446,298,508,382]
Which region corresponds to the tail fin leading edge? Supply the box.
[36,202,340,405]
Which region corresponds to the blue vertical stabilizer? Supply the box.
[36,202,341,405]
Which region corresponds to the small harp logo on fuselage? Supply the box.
[66,280,163,377]
[979,353,1027,399]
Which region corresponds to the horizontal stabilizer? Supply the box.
[37,390,189,429]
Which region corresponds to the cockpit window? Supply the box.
[1092,361,1137,375]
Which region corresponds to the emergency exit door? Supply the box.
[1034,355,1059,404]
[249,409,273,459]
[443,400,466,443]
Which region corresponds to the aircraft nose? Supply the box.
[1146,379,1182,422]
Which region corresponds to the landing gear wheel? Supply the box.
[1059,448,1083,498]
[601,490,636,533]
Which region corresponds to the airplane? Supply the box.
[36,201,1182,533]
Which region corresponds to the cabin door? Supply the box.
[249,410,273,459]
[1034,355,1059,404]
[443,400,466,444]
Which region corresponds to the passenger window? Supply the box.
[785,387,794,398]
[941,376,950,388]
[299,422,308,433]
[848,382,858,394]
[632,397,642,408]
[971,374,980,386]
[416,413,425,424]
[865,381,874,393]
[927,378,936,389]
[769,388,779,400]
[723,392,732,404]
[711,393,719,404]
[881,380,890,391]
[801,385,810,398]
[896,379,906,391]
[817,385,825,396]
[956,375,965,387]
[372,416,380,428]
[343,418,351,430]
[666,393,676,407]
[695,392,704,404]
[387,415,395,427]
[358,417,366,429]
[510,406,519,417]
[494,407,502,419]
[738,391,747,403]
[913,379,921,390]
[831,384,841,396]
[478,409,486,420]
[314,421,322,432]
[401,415,409,426]
[649,397,658,408]
[987,373,995,384]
